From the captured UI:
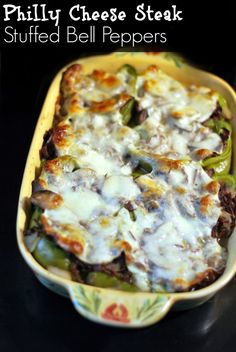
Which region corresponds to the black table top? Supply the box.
[1,49,236,352]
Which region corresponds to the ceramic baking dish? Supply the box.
[16,52,236,328]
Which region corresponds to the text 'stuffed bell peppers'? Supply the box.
[33,236,71,270]
[202,118,232,175]
[86,272,138,292]
[120,97,135,125]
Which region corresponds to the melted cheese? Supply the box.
[119,162,224,292]
[36,63,227,292]
[102,175,141,200]
[136,68,222,157]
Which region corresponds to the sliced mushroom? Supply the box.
[31,190,63,210]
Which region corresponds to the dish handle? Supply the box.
[67,283,174,328]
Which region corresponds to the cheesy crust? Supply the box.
[28,63,234,293]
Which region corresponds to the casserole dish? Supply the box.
[16,52,236,328]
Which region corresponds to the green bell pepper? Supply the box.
[118,64,137,94]
[129,210,136,221]
[33,236,71,270]
[218,94,231,119]
[129,149,155,173]
[131,166,148,179]
[202,118,232,175]
[29,206,43,229]
[118,65,137,125]
[218,94,227,110]
[120,97,135,125]
[86,272,138,292]
[204,118,232,135]
[213,174,236,189]
[25,206,43,252]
